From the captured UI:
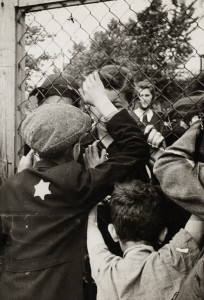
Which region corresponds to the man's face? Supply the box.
[138,88,153,110]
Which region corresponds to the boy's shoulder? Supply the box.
[156,229,200,268]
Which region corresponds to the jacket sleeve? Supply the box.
[154,121,204,219]
[44,109,150,211]
[158,229,200,273]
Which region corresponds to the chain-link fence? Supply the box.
[6,0,204,176]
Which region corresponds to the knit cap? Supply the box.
[21,104,91,157]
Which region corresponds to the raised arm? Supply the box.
[87,205,105,252]
[185,214,204,247]
[30,72,150,212]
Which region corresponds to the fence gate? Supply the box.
[0,0,204,182]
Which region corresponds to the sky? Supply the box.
[25,0,204,84]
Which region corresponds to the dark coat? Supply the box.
[0,109,149,300]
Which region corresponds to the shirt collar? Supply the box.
[123,244,154,258]
[134,107,153,122]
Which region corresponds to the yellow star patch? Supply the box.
[34,179,52,200]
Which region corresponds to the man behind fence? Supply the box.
[0,72,149,300]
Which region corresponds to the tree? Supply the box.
[67,0,197,103]
[25,17,55,90]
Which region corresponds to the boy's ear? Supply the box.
[158,227,168,245]
[73,142,81,161]
[108,224,119,243]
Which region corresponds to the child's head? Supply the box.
[99,65,135,108]
[21,103,91,160]
[108,180,168,247]
[87,65,135,124]
[137,80,155,110]
[29,73,81,107]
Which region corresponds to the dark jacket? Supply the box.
[0,109,149,300]
[80,110,149,183]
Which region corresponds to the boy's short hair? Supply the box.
[137,80,155,99]
[20,103,91,158]
[98,65,135,105]
[110,180,168,244]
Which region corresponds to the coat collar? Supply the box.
[35,159,58,170]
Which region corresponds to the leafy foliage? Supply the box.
[67,0,197,103]
[25,22,54,83]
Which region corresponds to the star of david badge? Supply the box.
[34,179,52,200]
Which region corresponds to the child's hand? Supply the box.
[83,140,108,169]
[80,71,108,106]
[18,149,34,172]
[144,125,166,149]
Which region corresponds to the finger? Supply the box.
[93,71,100,81]
[152,132,164,148]
[83,75,93,90]
[162,140,166,149]
[88,144,94,156]
[147,128,157,144]
[91,143,99,158]
[27,149,34,161]
[101,149,108,162]
[92,140,99,147]
[78,88,84,98]
[82,81,88,93]
[85,147,90,157]
[28,149,34,156]
[144,125,154,135]
[83,153,88,168]
[87,73,95,86]
[91,140,99,155]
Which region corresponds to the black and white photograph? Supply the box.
[0,0,204,299]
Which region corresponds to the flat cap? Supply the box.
[21,103,91,157]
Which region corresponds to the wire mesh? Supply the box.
[16,0,204,158]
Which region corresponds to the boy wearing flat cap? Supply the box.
[24,72,81,156]
[0,72,149,300]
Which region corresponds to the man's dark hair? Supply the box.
[110,180,168,244]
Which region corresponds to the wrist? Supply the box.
[94,97,118,119]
